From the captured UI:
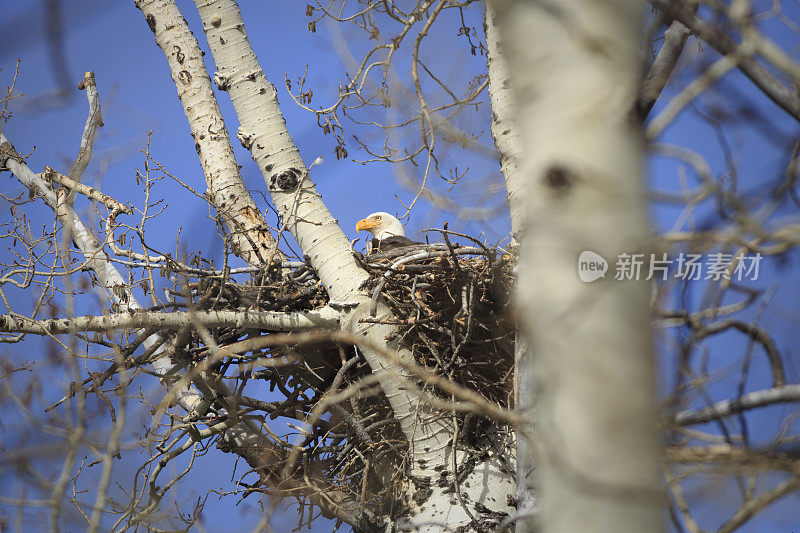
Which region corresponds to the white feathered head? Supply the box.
[355,212,405,240]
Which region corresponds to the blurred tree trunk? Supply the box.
[489,1,664,532]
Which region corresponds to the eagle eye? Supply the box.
[375,215,381,220]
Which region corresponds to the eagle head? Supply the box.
[355,212,406,240]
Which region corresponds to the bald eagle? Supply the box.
[355,212,419,253]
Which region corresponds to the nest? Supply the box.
[358,243,516,408]
[179,240,516,515]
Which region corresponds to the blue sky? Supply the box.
[2,1,800,531]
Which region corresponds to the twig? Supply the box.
[441,222,463,275]
[368,246,485,315]
[718,476,800,533]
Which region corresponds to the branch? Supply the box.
[668,445,800,473]
[230,330,520,427]
[67,71,103,192]
[42,166,131,215]
[190,0,365,300]
[694,319,785,387]
[674,384,800,426]
[651,0,800,122]
[637,18,693,119]
[718,477,800,533]
[0,307,341,336]
[222,435,379,531]
[0,131,201,411]
[646,50,740,139]
[190,0,457,478]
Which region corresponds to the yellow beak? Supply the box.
[356,218,379,232]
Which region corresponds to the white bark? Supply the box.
[0,307,341,335]
[485,4,526,239]
[485,7,536,523]
[192,0,363,301]
[135,0,282,266]
[675,384,800,426]
[638,19,692,117]
[489,1,664,532]
[43,167,131,215]
[192,0,432,428]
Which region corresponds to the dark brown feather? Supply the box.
[369,235,419,253]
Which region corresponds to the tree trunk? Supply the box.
[489,1,664,532]
[136,0,283,266]
[485,4,526,240]
[484,8,536,528]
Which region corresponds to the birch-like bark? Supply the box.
[0,307,340,334]
[135,0,282,266]
[188,0,515,527]
[485,4,526,239]
[485,7,536,523]
[131,6,388,522]
[190,0,429,422]
[489,1,664,532]
[191,0,364,301]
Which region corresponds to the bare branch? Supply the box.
[0,307,341,336]
[135,0,283,265]
[67,71,103,193]
[638,18,693,119]
[42,166,131,215]
[674,384,800,426]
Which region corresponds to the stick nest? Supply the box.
[182,241,516,516]
[359,242,516,408]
